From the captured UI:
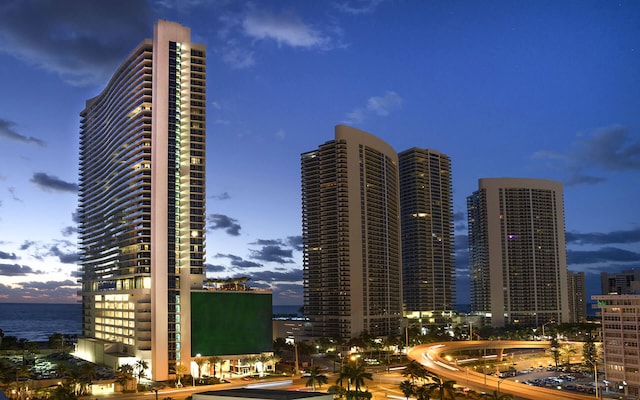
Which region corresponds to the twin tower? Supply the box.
[301,125,569,340]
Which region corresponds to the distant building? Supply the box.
[467,178,570,327]
[567,271,587,322]
[399,148,455,319]
[592,294,640,398]
[301,125,403,339]
[601,269,640,295]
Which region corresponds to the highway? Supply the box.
[407,341,596,400]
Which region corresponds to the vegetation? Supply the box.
[305,366,328,391]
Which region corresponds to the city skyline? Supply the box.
[0,0,639,305]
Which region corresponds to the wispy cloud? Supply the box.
[344,91,403,124]
[0,118,45,146]
[334,0,385,15]
[567,247,640,265]
[214,253,262,269]
[533,125,640,186]
[566,227,640,245]
[208,213,242,236]
[30,172,78,193]
[242,8,330,49]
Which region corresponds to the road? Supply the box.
[407,341,596,400]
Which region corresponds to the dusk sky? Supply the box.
[0,0,639,306]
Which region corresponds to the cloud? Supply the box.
[0,279,79,303]
[8,187,22,202]
[19,240,36,250]
[242,8,330,49]
[0,0,154,86]
[214,253,262,269]
[0,263,42,276]
[49,245,80,264]
[211,192,231,201]
[249,269,302,283]
[204,263,227,273]
[0,118,45,146]
[250,245,294,264]
[0,251,18,260]
[221,44,256,69]
[344,91,403,124]
[566,228,640,245]
[534,125,640,186]
[61,226,78,237]
[30,172,78,193]
[334,0,385,15]
[287,236,303,252]
[207,213,241,236]
[567,247,640,265]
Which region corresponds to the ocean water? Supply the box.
[0,303,303,342]
[0,303,82,342]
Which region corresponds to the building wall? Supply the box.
[568,271,587,323]
[302,125,402,339]
[601,269,640,295]
[399,148,455,314]
[79,20,206,381]
[467,178,569,327]
[593,295,640,398]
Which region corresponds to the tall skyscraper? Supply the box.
[567,270,587,323]
[399,148,455,316]
[77,20,206,381]
[467,178,569,327]
[301,125,402,339]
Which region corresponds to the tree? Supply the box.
[117,364,136,392]
[207,356,221,377]
[174,364,189,388]
[399,380,415,400]
[49,333,66,352]
[559,344,577,368]
[582,332,598,370]
[424,377,457,400]
[305,366,328,391]
[78,363,97,396]
[194,356,206,379]
[269,354,282,374]
[403,360,427,383]
[337,362,373,392]
[135,359,149,388]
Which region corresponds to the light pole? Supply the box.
[497,379,504,397]
[587,360,598,399]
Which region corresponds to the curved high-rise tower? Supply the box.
[77,20,206,381]
[301,125,402,339]
[467,178,569,327]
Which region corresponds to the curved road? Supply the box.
[407,341,595,400]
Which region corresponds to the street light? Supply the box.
[586,360,598,399]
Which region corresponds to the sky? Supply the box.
[0,0,639,307]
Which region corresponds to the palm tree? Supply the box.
[403,360,427,383]
[559,344,577,369]
[269,354,282,374]
[174,364,189,388]
[305,366,328,391]
[424,377,457,400]
[257,353,271,377]
[399,380,415,400]
[337,362,373,392]
[78,363,97,396]
[116,364,135,392]
[135,359,149,382]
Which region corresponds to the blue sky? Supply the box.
[0,0,639,306]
